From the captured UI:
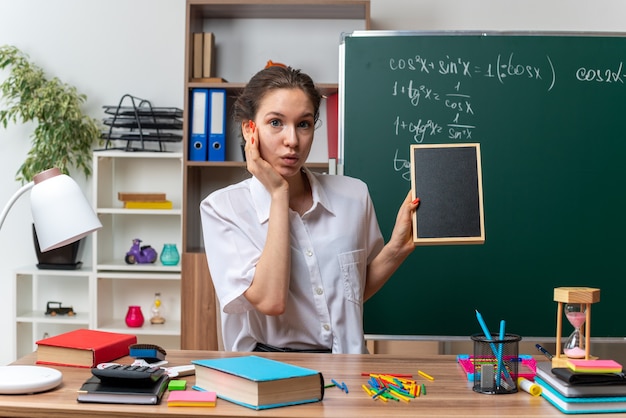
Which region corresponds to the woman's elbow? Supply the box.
[255,300,286,316]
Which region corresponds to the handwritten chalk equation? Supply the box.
[393,79,477,145]
[388,53,556,91]
[392,80,441,107]
[392,149,412,181]
[576,62,625,83]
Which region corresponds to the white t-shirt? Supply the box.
[200,169,384,354]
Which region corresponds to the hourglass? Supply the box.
[150,292,166,324]
[563,303,587,358]
[553,287,600,367]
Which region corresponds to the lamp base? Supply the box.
[33,224,83,269]
[36,261,83,270]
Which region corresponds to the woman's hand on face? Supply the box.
[244,120,288,195]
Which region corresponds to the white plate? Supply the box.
[0,365,63,394]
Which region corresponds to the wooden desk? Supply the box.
[0,351,621,417]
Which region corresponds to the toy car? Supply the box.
[45,301,75,316]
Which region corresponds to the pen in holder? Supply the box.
[471,333,521,394]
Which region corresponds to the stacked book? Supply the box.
[191,355,324,410]
[535,359,626,414]
[118,192,173,209]
[191,31,225,82]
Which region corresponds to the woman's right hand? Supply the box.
[244,120,288,195]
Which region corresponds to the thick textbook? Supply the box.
[191,355,324,410]
[36,328,137,368]
[535,362,626,398]
[77,375,169,405]
[537,376,626,414]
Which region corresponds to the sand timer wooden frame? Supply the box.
[553,287,600,368]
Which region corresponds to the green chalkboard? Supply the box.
[341,31,626,338]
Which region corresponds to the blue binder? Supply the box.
[208,88,226,161]
[189,88,209,161]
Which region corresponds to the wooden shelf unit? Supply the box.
[180,0,370,349]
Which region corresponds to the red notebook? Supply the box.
[36,328,136,368]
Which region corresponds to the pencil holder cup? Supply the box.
[470,333,521,394]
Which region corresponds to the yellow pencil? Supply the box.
[418,370,435,381]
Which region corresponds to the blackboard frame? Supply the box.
[410,143,485,245]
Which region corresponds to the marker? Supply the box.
[535,343,554,360]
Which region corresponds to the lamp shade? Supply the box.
[30,168,102,252]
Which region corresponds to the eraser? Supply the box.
[168,380,187,391]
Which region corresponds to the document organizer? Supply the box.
[410,143,485,245]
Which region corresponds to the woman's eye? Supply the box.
[298,121,312,129]
[269,119,282,127]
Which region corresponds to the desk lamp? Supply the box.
[0,167,102,394]
[553,287,600,368]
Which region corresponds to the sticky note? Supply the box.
[168,379,187,391]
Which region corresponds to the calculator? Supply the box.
[91,364,166,386]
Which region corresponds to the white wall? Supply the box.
[0,0,185,365]
[2,0,626,365]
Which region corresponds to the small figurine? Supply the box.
[125,238,158,264]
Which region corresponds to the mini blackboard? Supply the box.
[410,143,484,245]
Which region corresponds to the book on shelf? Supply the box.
[118,192,167,202]
[123,200,173,209]
[535,362,626,398]
[77,374,169,405]
[191,355,324,410]
[202,32,215,78]
[192,32,204,79]
[36,328,137,368]
[537,376,626,414]
[167,390,217,407]
[192,31,217,80]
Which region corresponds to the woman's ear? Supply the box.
[241,120,256,141]
[241,120,252,140]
